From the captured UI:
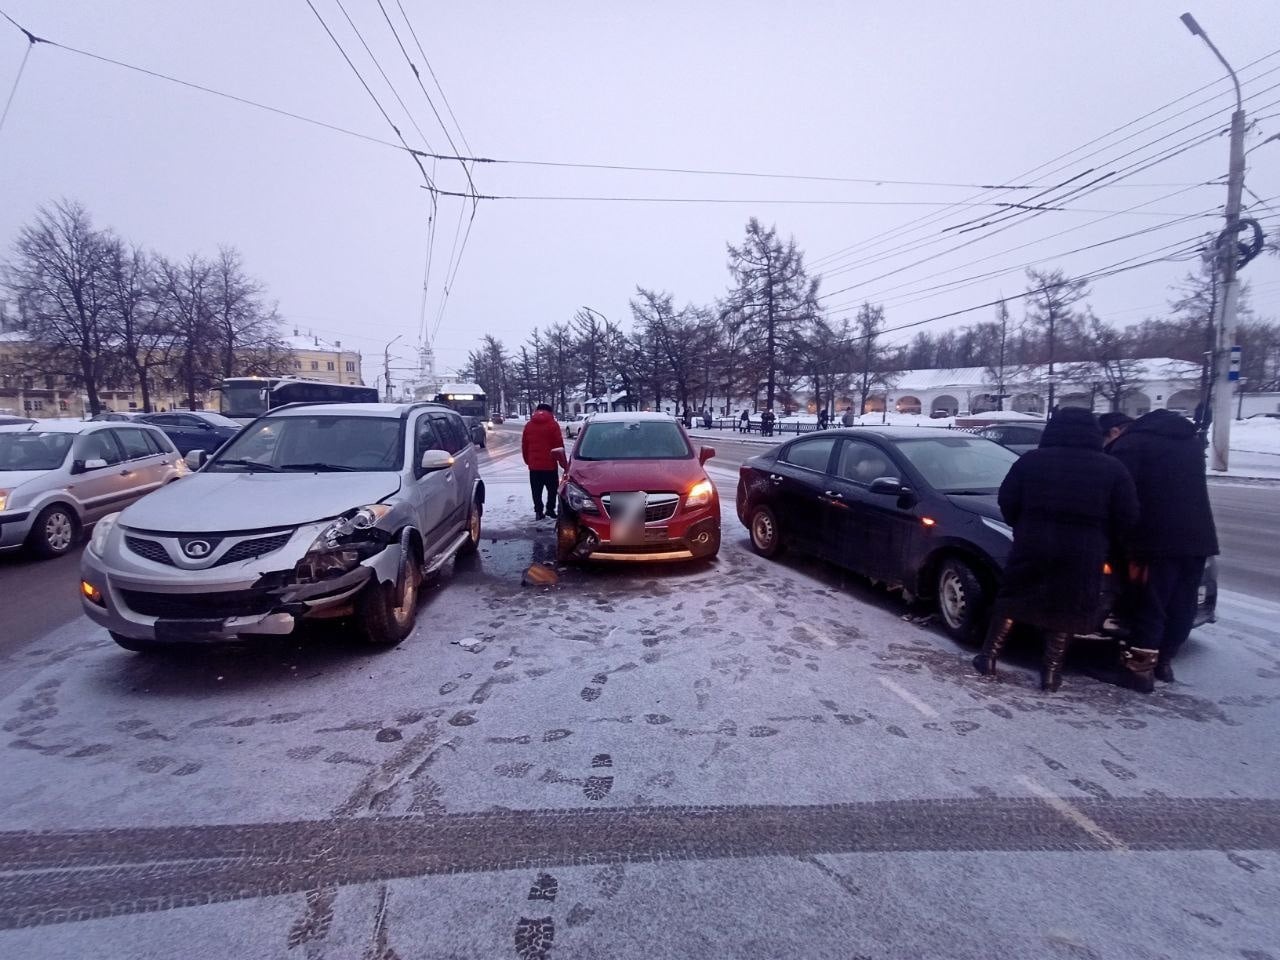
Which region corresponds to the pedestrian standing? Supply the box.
[973,408,1138,692]
[841,406,855,427]
[761,408,775,437]
[1107,409,1219,690]
[521,402,563,521]
[702,408,712,429]
[739,409,750,433]
[818,409,829,430]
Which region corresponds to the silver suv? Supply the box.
[0,420,185,558]
[80,402,484,651]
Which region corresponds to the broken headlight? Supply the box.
[295,504,393,583]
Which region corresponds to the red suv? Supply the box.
[553,413,719,562]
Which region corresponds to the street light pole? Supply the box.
[1182,12,1246,472]
[383,334,403,402]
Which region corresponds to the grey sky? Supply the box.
[1,0,1277,381]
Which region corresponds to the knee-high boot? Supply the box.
[1041,633,1070,692]
[973,617,1015,676]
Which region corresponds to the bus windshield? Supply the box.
[220,381,271,419]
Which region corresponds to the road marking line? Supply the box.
[1017,775,1129,852]
[798,622,838,647]
[875,676,939,718]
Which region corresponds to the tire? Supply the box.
[459,497,483,555]
[935,556,988,642]
[29,505,80,559]
[555,517,578,564]
[110,631,161,654]
[357,556,421,646]
[748,504,784,559]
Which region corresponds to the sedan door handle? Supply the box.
[768,474,783,485]
[119,470,133,477]
[823,490,844,500]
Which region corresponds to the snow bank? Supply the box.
[1231,417,1280,455]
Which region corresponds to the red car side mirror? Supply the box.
[698,446,715,465]
[552,446,568,470]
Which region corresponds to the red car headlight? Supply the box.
[686,479,714,508]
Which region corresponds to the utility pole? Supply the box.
[1182,12,1245,472]
[1043,283,1058,414]
[383,334,403,402]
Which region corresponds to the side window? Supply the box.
[432,414,467,454]
[149,414,177,426]
[177,415,204,427]
[835,440,895,486]
[113,428,154,461]
[79,431,124,465]
[415,416,446,461]
[781,436,837,473]
[142,429,175,455]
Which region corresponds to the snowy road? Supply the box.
[0,425,1277,959]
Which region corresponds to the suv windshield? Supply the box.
[207,415,403,472]
[895,435,1019,493]
[576,420,691,460]
[0,431,75,471]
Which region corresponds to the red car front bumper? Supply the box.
[558,497,720,561]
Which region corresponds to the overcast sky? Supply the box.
[1,1,1277,382]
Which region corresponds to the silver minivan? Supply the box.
[0,420,186,558]
[81,402,485,651]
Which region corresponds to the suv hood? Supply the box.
[569,457,705,494]
[118,471,401,533]
[0,470,46,492]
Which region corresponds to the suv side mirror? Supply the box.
[868,476,905,496]
[185,449,208,470]
[698,446,715,465]
[552,447,568,470]
[420,449,453,472]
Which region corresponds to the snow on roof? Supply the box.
[956,410,1045,422]
[588,411,677,423]
[437,382,484,395]
[886,358,1200,392]
[282,332,356,353]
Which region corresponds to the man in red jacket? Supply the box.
[522,403,564,520]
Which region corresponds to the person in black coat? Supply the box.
[1107,408,1219,689]
[973,407,1139,691]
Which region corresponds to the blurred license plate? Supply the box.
[609,492,646,544]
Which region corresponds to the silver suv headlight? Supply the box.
[295,504,393,583]
[89,512,121,557]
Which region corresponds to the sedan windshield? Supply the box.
[576,420,690,460]
[0,431,75,471]
[207,416,402,472]
[895,435,1019,493]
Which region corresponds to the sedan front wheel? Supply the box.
[936,557,988,642]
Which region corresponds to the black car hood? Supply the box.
[945,493,1003,521]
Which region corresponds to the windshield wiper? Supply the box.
[280,462,359,472]
[211,458,281,472]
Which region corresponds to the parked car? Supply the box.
[974,421,1047,455]
[554,412,719,563]
[90,412,144,422]
[0,420,185,559]
[0,415,35,427]
[138,411,242,455]
[735,427,1216,641]
[490,413,505,425]
[461,415,487,448]
[564,413,591,438]
[81,402,484,651]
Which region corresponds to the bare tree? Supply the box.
[103,237,169,412]
[1081,311,1143,412]
[2,201,114,414]
[208,246,287,378]
[156,253,217,410]
[850,302,896,415]
[1025,267,1090,411]
[572,307,609,405]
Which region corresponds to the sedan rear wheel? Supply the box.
[748,504,784,559]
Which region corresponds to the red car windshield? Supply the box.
[576,420,691,460]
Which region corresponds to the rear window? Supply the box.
[576,420,690,460]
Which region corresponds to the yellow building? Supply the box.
[283,330,365,386]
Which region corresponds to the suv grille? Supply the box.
[120,589,276,620]
[601,493,680,524]
[216,533,291,566]
[126,536,173,566]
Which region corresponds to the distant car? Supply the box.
[1247,412,1280,420]
[90,412,144,422]
[490,413,505,426]
[461,415,487,448]
[735,427,1215,642]
[975,421,1047,456]
[564,413,590,438]
[554,412,719,563]
[138,411,241,455]
[0,420,185,559]
[80,402,484,651]
[0,415,35,427]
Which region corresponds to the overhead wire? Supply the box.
[0,17,35,140]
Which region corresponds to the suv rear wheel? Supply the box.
[459,496,482,555]
[358,554,421,646]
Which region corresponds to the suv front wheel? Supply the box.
[358,554,421,646]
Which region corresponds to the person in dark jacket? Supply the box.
[760,408,775,437]
[739,409,750,433]
[818,409,830,430]
[1098,412,1133,451]
[521,403,564,520]
[1107,408,1219,689]
[973,408,1139,691]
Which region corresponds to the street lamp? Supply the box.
[383,334,403,402]
[1182,11,1247,472]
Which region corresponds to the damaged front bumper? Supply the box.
[80,522,405,644]
[558,512,721,562]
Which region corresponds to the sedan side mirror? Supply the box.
[420,449,454,472]
[552,446,568,470]
[698,446,716,465]
[185,449,208,470]
[868,476,904,496]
